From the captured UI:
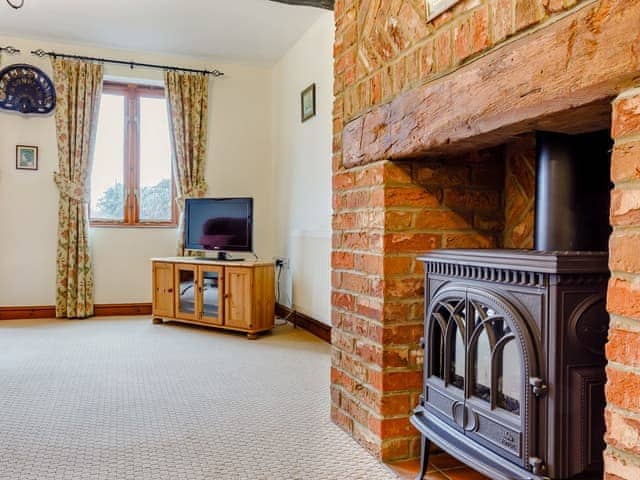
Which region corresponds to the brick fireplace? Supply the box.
[330,0,640,477]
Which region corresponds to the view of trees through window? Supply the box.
[94,179,172,220]
[90,83,175,226]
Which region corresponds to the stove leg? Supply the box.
[416,435,430,480]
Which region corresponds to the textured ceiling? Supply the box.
[0,0,328,64]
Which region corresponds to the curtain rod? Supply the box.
[30,49,224,77]
[0,45,20,55]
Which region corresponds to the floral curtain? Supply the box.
[51,58,103,318]
[164,71,209,254]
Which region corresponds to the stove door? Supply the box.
[463,288,539,470]
[424,293,468,434]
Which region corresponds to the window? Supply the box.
[90,82,177,226]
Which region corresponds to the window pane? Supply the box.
[91,93,125,220]
[139,96,173,221]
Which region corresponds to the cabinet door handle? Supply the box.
[224,293,230,299]
[167,288,173,293]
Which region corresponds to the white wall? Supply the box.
[271,14,334,324]
[0,35,274,306]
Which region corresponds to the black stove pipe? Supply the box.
[534,131,612,252]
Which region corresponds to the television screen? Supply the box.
[184,198,253,252]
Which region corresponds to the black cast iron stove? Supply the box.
[411,131,612,480]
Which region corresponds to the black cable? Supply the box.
[276,263,282,304]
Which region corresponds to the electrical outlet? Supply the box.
[274,257,289,268]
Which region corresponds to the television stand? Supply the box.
[151,257,275,339]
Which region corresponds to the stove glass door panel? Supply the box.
[448,319,466,390]
[430,316,445,380]
[471,326,492,404]
[496,339,522,415]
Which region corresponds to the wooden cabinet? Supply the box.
[152,257,275,339]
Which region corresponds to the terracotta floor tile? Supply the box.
[386,459,437,479]
[441,467,490,480]
[386,453,489,480]
[428,453,466,471]
[423,472,449,480]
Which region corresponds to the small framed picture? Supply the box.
[16,145,38,170]
[301,84,316,122]
[426,0,463,21]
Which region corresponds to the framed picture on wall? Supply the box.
[426,0,463,21]
[301,84,316,122]
[16,145,38,171]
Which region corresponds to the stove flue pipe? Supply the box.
[534,131,611,252]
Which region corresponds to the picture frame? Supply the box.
[426,0,463,21]
[16,145,38,170]
[301,84,316,122]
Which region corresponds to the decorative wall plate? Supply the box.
[0,63,56,114]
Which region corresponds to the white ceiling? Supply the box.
[0,0,328,65]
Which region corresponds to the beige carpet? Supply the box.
[0,317,396,480]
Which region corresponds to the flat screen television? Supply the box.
[184,198,253,259]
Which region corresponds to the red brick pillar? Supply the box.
[331,161,429,460]
[604,88,640,478]
[331,152,504,461]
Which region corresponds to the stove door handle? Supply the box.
[528,456,547,476]
[463,410,478,432]
[529,377,548,397]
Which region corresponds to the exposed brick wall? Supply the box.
[504,134,536,249]
[334,0,590,125]
[331,148,511,460]
[604,89,640,479]
[331,0,632,467]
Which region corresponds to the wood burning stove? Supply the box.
[411,131,612,480]
[412,250,609,479]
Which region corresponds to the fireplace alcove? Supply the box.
[330,6,640,477]
[407,120,614,480]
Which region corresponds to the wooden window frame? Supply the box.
[90,82,178,228]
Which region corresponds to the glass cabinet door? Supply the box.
[175,264,198,321]
[198,266,224,325]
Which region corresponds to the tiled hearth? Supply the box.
[388,452,488,480]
